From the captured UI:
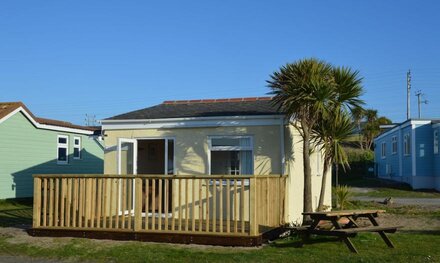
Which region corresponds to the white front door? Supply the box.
[117,138,137,215]
[118,138,137,175]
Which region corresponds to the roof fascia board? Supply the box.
[102,115,285,130]
[0,106,93,135]
[374,119,431,142]
[101,114,285,124]
[0,107,22,125]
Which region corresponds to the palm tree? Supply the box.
[362,109,392,149]
[313,66,363,211]
[268,58,334,220]
[268,59,364,220]
[313,110,355,211]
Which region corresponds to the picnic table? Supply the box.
[298,209,401,253]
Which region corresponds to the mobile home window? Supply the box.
[57,135,69,164]
[73,137,81,159]
[404,134,411,155]
[392,136,397,154]
[434,130,439,155]
[381,142,386,159]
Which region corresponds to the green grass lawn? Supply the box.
[340,177,440,198]
[0,199,439,262]
[0,232,439,262]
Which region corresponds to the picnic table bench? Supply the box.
[297,209,401,253]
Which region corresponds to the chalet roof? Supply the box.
[106,97,282,120]
[0,102,99,132]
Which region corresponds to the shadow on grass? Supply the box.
[0,198,33,228]
[399,230,440,236]
[339,177,413,190]
[0,208,33,228]
[270,236,340,248]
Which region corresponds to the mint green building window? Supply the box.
[74,137,81,159]
[57,135,69,164]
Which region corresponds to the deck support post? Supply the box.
[249,176,258,236]
[33,177,42,228]
[134,177,142,231]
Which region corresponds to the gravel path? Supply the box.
[352,196,440,206]
[351,196,440,207]
[0,255,64,263]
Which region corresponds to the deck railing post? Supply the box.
[134,177,142,231]
[249,176,258,236]
[33,176,42,228]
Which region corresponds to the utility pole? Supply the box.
[415,90,428,119]
[407,70,411,120]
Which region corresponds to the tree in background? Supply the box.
[268,59,363,219]
[361,109,392,149]
[351,107,366,150]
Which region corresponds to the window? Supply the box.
[392,136,397,154]
[404,134,411,156]
[381,142,386,159]
[209,136,253,175]
[73,137,81,159]
[57,135,69,164]
[434,130,439,155]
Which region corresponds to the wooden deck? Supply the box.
[30,174,286,246]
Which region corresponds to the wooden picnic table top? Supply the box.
[302,209,386,217]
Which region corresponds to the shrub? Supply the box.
[334,185,352,210]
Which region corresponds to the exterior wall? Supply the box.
[103,123,331,225]
[401,125,413,180]
[375,130,401,180]
[374,120,440,191]
[433,126,440,190]
[0,112,104,199]
[104,125,282,175]
[412,124,435,188]
[284,125,331,225]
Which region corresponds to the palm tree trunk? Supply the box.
[302,124,313,223]
[335,162,339,187]
[358,123,364,150]
[317,158,330,211]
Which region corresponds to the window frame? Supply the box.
[381,142,386,159]
[391,136,397,155]
[209,136,253,152]
[57,135,69,165]
[434,130,439,155]
[73,136,81,160]
[404,133,411,156]
[208,135,254,185]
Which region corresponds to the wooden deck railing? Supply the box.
[32,174,286,237]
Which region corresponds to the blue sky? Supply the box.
[1,1,439,125]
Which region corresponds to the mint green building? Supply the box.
[0,102,104,199]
